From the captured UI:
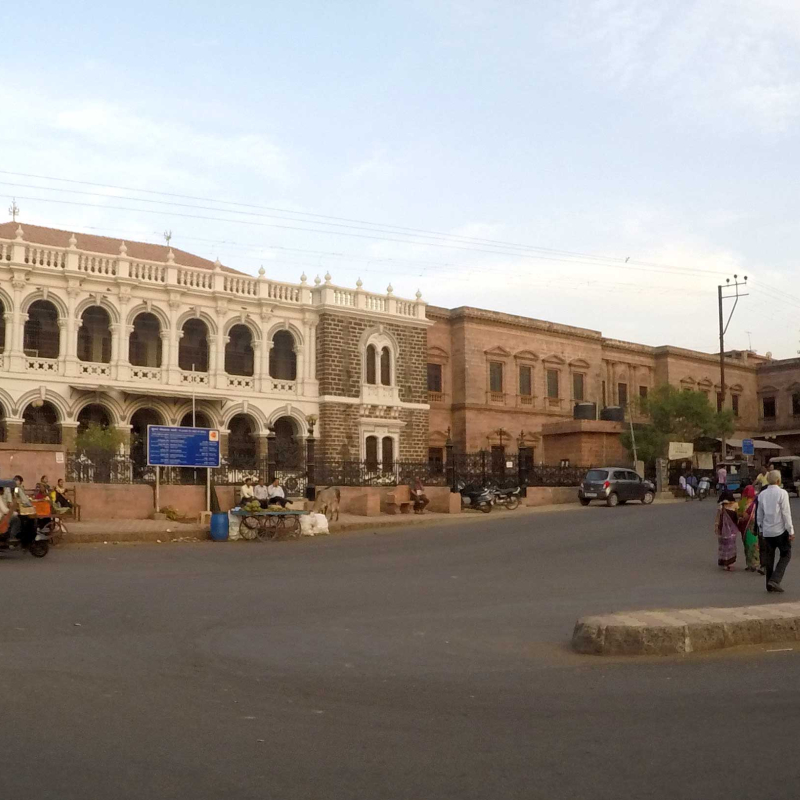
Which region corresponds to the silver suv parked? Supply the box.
[579,467,655,507]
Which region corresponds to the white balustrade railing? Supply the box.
[79,362,112,377]
[227,375,255,390]
[130,366,162,381]
[396,300,415,317]
[25,356,60,373]
[333,289,355,307]
[224,275,258,296]
[78,254,117,276]
[0,242,11,261]
[267,282,300,302]
[129,260,166,283]
[180,370,209,386]
[365,295,386,312]
[178,267,213,290]
[25,246,66,269]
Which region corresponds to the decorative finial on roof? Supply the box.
[167,249,175,264]
[14,224,24,241]
[356,277,363,289]
[300,272,307,284]
[119,241,127,255]
[68,233,78,249]
[258,265,266,277]
[415,289,422,300]
[214,257,222,271]
[386,283,394,295]
[314,275,321,286]
[324,271,332,284]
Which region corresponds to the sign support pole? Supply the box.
[206,468,211,513]
[155,466,160,514]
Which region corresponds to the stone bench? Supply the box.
[385,486,412,515]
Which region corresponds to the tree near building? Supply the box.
[621,384,735,463]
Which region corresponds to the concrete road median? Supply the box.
[572,602,800,656]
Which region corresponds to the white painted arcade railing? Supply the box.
[0,229,427,320]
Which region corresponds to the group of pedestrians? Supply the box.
[715,469,794,593]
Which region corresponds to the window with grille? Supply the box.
[519,365,532,397]
[427,363,442,393]
[573,373,585,401]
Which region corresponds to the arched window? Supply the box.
[22,401,61,444]
[365,436,379,471]
[382,436,394,470]
[228,414,258,468]
[0,299,5,353]
[129,313,162,367]
[179,319,209,372]
[380,347,391,386]
[77,403,111,433]
[130,408,163,477]
[78,306,112,363]
[273,416,302,468]
[365,344,377,385]
[180,411,212,429]
[270,330,296,381]
[225,324,254,376]
[0,401,7,443]
[23,300,60,359]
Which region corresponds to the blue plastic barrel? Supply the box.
[209,512,229,541]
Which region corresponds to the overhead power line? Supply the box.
[0,170,733,278]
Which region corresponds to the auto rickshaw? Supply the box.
[716,460,748,495]
[768,456,800,497]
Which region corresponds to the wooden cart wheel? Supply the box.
[240,516,259,540]
[258,515,281,541]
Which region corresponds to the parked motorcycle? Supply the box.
[494,485,521,510]
[455,481,494,513]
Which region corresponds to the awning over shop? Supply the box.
[717,437,782,450]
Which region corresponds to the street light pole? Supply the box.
[718,275,748,461]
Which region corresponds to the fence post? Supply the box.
[267,426,277,483]
[305,434,316,501]
[480,450,487,485]
[445,436,455,490]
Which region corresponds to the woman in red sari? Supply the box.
[715,490,739,570]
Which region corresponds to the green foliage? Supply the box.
[622,384,736,463]
[75,423,125,455]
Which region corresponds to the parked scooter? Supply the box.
[455,481,494,513]
[697,476,711,501]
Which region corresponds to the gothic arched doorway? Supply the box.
[130,408,163,478]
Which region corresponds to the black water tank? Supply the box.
[600,405,625,422]
[574,402,597,420]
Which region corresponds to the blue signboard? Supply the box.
[147,426,220,468]
[742,438,755,456]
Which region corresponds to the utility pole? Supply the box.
[718,275,748,461]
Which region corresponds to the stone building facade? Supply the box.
[426,305,771,464]
[0,222,430,478]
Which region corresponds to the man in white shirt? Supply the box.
[253,479,269,509]
[756,470,794,593]
[267,478,290,507]
[240,478,254,503]
[716,465,727,494]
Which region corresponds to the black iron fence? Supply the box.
[65,450,588,490]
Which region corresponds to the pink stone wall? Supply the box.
[73,484,154,520]
[0,445,65,487]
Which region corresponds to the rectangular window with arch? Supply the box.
[427,363,443,393]
[793,393,800,417]
[763,397,776,419]
[365,435,379,470]
[617,383,628,407]
[489,361,504,394]
[572,373,585,402]
[518,365,532,397]
[732,394,740,417]
[639,385,648,399]
[382,436,394,470]
[546,369,559,399]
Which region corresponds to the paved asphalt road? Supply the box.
[3,500,800,799]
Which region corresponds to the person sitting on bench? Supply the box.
[267,478,291,508]
[253,479,270,509]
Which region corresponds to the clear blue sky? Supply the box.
[3,1,800,356]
